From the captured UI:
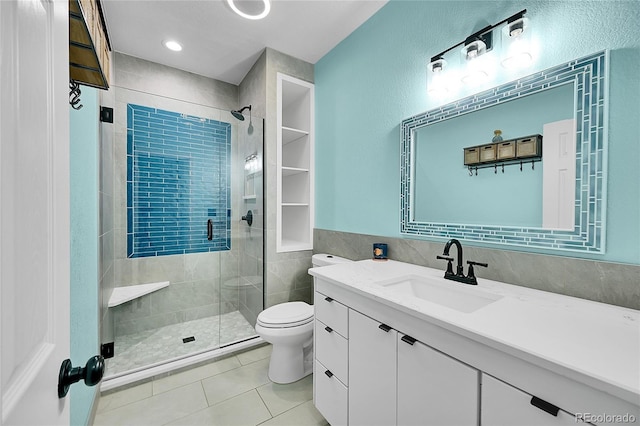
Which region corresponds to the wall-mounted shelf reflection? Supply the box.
[467,158,541,176]
[464,134,542,175]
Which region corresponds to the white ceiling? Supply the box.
[101,0,388,85]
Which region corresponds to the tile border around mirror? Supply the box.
[401,51,608,253]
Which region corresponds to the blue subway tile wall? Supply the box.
[401,51,608,253]
[127,104,231,258]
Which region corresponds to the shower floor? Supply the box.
[105,311,257,377]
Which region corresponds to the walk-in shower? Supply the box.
[101,88,264,386]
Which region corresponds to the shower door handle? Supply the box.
[207,219,213,240]
[241,210,253,227]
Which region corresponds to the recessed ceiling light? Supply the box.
[163,40,183,52]
[227,0,270,20]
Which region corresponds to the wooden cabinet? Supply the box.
[69,0,110,89]
[481,374,585,425]
[348,310,397,426]
[276,73,314,252]
[398,335,479,426]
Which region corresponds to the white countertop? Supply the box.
[309,259,640,406]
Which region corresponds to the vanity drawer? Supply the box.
[315,359,348,426]
[315,319,348,385]
[481,374,583,425]
[315,291,348,337]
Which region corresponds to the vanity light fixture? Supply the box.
[426,9,529,93]
[427,57,450,96]
[227,0,271,20]
[501,12,532,69]
[163,40,183,52]
[461,32,492,61]
[460,33,492,85]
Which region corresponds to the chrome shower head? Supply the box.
[231,105,251,121]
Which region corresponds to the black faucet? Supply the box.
[436,239,488,285]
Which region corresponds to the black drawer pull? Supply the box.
[401,335,416,345]
[530,396,559,416]
[324,326,333,333]
[324,370,333,378]
[324,296,334,302]
[378,323,392,332]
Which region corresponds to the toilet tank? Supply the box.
[311,253,353,267]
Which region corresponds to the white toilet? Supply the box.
[255,253,352,384]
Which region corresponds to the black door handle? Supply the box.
[58,355,105,398]
[207,219,213,240]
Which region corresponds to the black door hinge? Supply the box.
[100,342,114,359]
[100,106,113,123]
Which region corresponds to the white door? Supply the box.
[542,119,576,230]
[1,0,71,424]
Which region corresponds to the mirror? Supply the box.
[401,51,608,253]
[413,83,574,228]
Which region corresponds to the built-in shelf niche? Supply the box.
[277,73,314,253]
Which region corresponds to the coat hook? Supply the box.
[494,164,497,174]
[532,160,535,170]
[469,166,473,177]
[501,164,505,173]
[520,161,523,171]
[475,167,478,176]
[69,79,83,110]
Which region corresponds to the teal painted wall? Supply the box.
[315,0,640,264]
[70,87,100,425]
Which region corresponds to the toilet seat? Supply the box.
[257,302,313,328]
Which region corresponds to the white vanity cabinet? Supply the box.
[314,291,349,426]
[481,374,586,425]
[397,334,479,425]
[315,293,481,426]
[348,310,397,426]
[311,261,639,426]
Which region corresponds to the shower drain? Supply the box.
[182,336,195,343]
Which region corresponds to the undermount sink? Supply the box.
[378,274,503,313]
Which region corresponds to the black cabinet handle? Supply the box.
[401,335,416,345]
[324,326,333,333]
[378,323,392,332]
[530,396,560,416]
[324,296,333,302]
[324,370,334,378]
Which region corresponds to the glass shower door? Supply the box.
[218,112,264,348]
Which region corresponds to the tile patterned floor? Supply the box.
[95,345,329,426]
[107,311,258,377]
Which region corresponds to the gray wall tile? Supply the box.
[314,229,640,310]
